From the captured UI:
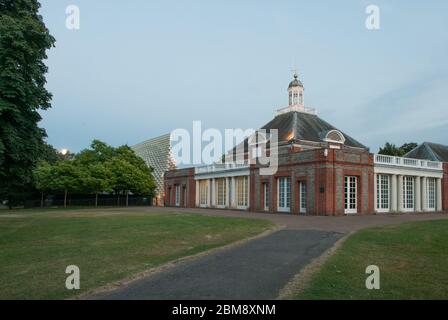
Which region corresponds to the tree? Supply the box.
[106,147,156,207]
[0,0,55,207]
[33,161,53,207]
[50,161,82,208]
[39,141,63,164]
[399,142,418,156]
[378,142,418,157]
[82,163,112,207]
[378,142,402,156]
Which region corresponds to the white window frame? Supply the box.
[263,183,269,211]
[277,177,291,213]
[344,176,358,214]
[175,184,181,206]
[215,178,227,208]
[376,174,390,213]
[199,180,208,207]
[427,178,436,210]
[299,181,307,214]
[403,176,415,212]
[236,176,249,209]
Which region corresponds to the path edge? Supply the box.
[75,224,284,300]
[276,231,354,300]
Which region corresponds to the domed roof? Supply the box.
[288,73,303,89]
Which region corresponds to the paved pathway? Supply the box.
[88,207,448,300]
[91,229,342,300]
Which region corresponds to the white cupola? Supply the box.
[288,72,304,106]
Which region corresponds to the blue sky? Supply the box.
[39,0,448,153]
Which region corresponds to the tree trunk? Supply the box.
[8,195,12,210]
[64,190,68,208]
[95,193,98,207]
[126,191,129,207]
[41,192,44,208]
[117,194,120,207]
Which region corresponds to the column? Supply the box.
[415,176,421,212]
[391,174,397,212]
[422,177,427,212]
[437,178,443,212]
[211,178,216,207]
[225,178,230,208]
[231,177,236,208]
[195,180,199,207]
[397,175,403,212]
[206,179,211,207]
[374,173,378,212]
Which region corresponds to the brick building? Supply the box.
[164,74,447,215]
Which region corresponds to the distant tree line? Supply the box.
[34,140,156,208]
[378,142,417,157]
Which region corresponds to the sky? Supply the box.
[38,0,448,154]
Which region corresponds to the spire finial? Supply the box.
[291,67,299,80]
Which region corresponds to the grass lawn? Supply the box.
[0,208,273,299]
[296,220,448,300]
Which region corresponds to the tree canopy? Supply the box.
[0,0,55,202]
[378,142,418,157]
[34,140,156,207]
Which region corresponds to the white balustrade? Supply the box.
[374,154,442,171]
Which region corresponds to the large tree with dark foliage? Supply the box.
[378,142,418,157]
[0,0,55,206]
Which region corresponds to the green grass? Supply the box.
[297,220,448,300]
[0,209,272,299]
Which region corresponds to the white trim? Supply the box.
[299,181,307,214]
[323,129,346,144]
[263,183,269,211]
[277,177,291,213]
[344,176,358,214]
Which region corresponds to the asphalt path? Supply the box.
[91,229,342,300]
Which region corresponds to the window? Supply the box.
[376,174,390,211]
[324,130,346,144]
[263,183,269,211]
[299,93,303,104]
[293,93,298,104]
[299,181,307,214]
[236,176,248,207]
[289,92,292,105]
[216,178,226,207]
[199,180,208,206]
[175,185,180,206]
[344,176,357,214]
[403,176,414,210]
[277,177,291,212]
[427,178,436,210]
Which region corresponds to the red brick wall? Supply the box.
[165,146,375,216]
[164,168,195,207]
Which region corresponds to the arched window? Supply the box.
[289,92,292,105]
[323,130,346,144]
[299,93,303,104]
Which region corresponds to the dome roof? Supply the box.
[288,73,303,89]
